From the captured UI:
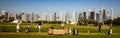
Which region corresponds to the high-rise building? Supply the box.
[41,12,47,21]
[61,12,65,22]
[9,12,14,21]
[83,12,87,19]
[54,12,56,21]
[15,14,19,20]
[110,8,113,20]
[47,14,51,21]
[87,9,91,20]
[22,13,27,21]
[2,10,5,15]
[27,14,32,21]
[71,12,75,23]
[99,7,107,22]
[59,12,63,21]
[78,13,82,20]
[5,12,9,21]
[75,12,78,22]
[46,14,49,21]
[4,12,14,21]
[96,13,101,22]
[65,12,71,22]
[49,14,53,21]
[32,13,39,22]
[90,11,95,20]
[17,12,25,20]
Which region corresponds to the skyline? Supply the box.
[0,0,120,18]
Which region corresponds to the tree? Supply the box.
[104,19,112,25]
[27,21,31,23]
[68,21,71,24]
[77,20,83,25]
[9,17,14,22]
[112,17,120,26]
[0,15,5,22]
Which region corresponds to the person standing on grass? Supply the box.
[61,23,64,29]
[69,27,72,34]
[108,26,112,35]
[99,23,102,32]
[16,23,20,32]
[110,26,112,34]
[38,22,42,32]
[26,25,30,33]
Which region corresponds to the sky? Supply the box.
[0,0,120,18]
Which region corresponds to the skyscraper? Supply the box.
[99,7,107,22]
[4,12,14,21]
[41,11,47,21]
[32,13,39,22]
[2,10,5,15]
[75,12,78,22]
[83,12,87,20]
[5,12,9,21]
[110,8,113,20]
[90,11,95,20]
[78,13,82,20]
[22,13,27,21]
[65,12,71,22]
[27,14,32,21]
[96,13,101,22]
[54,12,56,21]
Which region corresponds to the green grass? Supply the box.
[0,23,120,38]
[0,23,120,33]
[0,33,120,38]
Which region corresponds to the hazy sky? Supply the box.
[0,0,120,18]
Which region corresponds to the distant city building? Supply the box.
[54,12,57,21]
[17,12,25,20]
[22,13,27,21]
[32,13,39,22]
[2,10,5,15]
[59,12,63,21]
[71,12,75,23]
[65,12,71,22]
[61,12,65,22]
[83,12,87,19]
[110,8,113,20]
[0,7,112,23]
[99,7,107,22]
[78,13,82,20]
[41,12,47,21]
[15,14,19,20]
[90,11,96,20]
[49,14,53,21]
[75,12,78,22]
[4,12,14,21]
[96,13,101,22]
[5,12,9,21]
[27,14,32,21]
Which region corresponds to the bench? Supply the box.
[48,29,68,35]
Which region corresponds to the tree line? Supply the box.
[77,17,120,26]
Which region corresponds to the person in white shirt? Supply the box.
[16,23,20,32]
[110,26,112,34]
[38,25,41,32]
[37,23,42,32]
[26,25,30,33]
[69,27,72,34]
[61,23,64,29]
[108,26,112,35]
